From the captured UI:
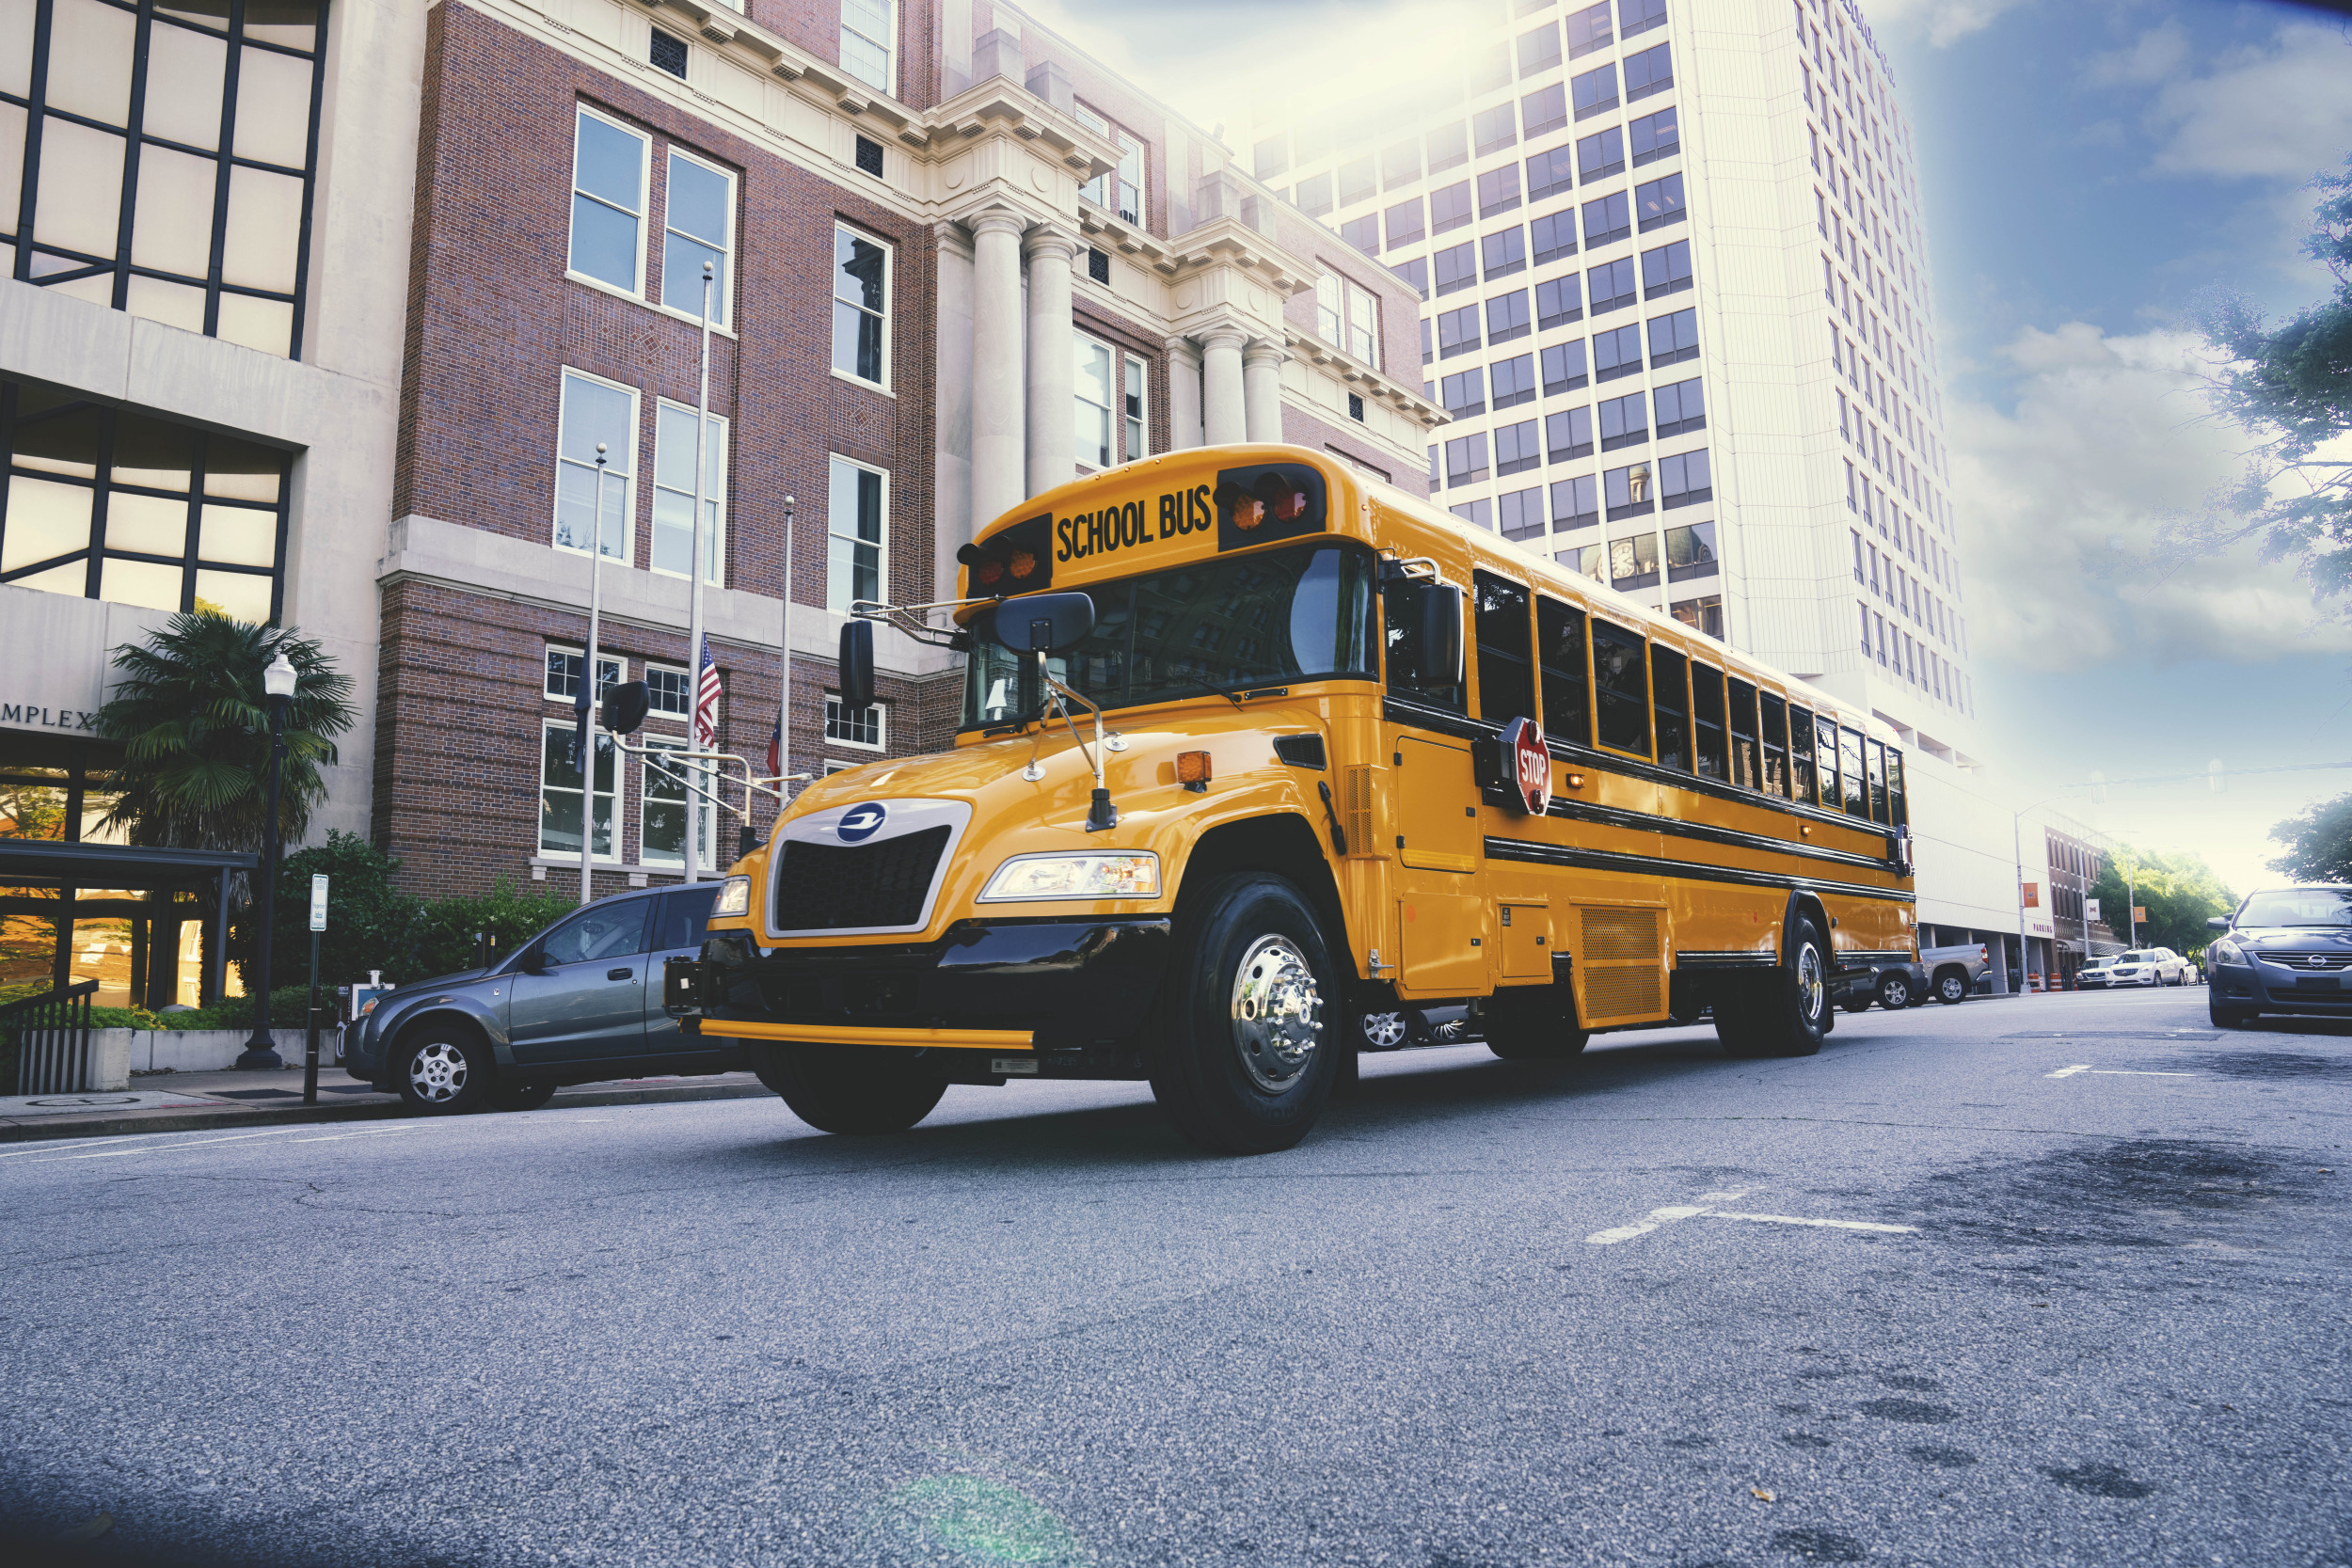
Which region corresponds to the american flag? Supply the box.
[693,637,723,751]
[765,713,782,778]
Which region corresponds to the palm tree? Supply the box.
[94,611,356,1001]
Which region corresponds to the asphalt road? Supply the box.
[4,987,2348,1568]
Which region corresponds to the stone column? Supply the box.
[1024,225,1080,498]
[1200,326,1248,447]
[1243,340,1287,444]
[1164,337,1204,451]
[932,224,977,602]
[969,210,1027,530]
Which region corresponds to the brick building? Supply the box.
[1,0,1442,957]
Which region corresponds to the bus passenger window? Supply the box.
[1472,571,1537,722]
[1866,738,1889,822]
[1590,619,1652,757]
[1817,712,1841,810]
[1886,749,1908,829]
[1838,726,1868,818]
[1726,677,1760,790]
[1651,644,1691,771]
[1691,663,1727,780]
[1383,578,1467,713]
[1759,692,1790,798]
[1535,597,1590,745]
[1788,705,1817,803]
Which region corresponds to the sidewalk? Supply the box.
[0,1066,774,1143]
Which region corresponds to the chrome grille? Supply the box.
[772,827,951,932]
[2262,951,2352,972]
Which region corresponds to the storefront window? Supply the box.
[1,0,331,358]
[0,379,288,618]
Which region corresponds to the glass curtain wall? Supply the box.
[1,0,332,359]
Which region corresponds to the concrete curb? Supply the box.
[0,1079,775,1145]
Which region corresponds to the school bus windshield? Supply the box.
[961,540,1379,729]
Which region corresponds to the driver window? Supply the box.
[541,900,652,965]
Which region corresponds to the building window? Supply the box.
[1589,257,1638,315]
[0,382,289,623]
[1653,377,1706,437]
[1293,170,1332,217]
[1381,137,1422,191]
[545,645,624,706]
[1605,461,1654,520]
[1672,594,1723,641]
[1541,341,1589,394]
[1391,254,1428,300]
[1492,353,1538,410]
[1647,307,1699,368]
[1598,390,1648,451]
[554,369,637,562]
[855,135,885,178]
[1486,290,1533,345]
[1386,198,1428,250]
[1079,112,1144,224]
[1636,172,1687,232]
[832,224,890,386]
[539,721,616,860]
[1347,393,1365,422]
[1318,272,1379,364]
[1440,368,1486,419]
[1435,241,1478,297]
[1496,419,1542,477]
[571,105,649,295]
[1666,521,1718,580]
[1642,238,1693,298]
[1565,0,1613,59]
[1074,335,1149,468]
[827,454,885,611]
[1594,322,1644,382]
[1338,156,1376,207]
[1438,303,1483,358]
[642,738,712,869]
[1449,497,1494,531]
[1474,103,1519,161]
[1578,127,1626,183]
[1661,449,1712,508]
[661,150,735,326]
[1609,531,1661,590]
[841,0,896,94]
[1426,121,1470,176]
[1547,406,1595,462]
[4,0,331,359]
[1341,214,1380,253]
[1531,209,1578,265]
[1444,432,1489,486]
[1630,106,1680,167]
[1482,225,1527,281]
[1558,541,1604,578]
[1253,135,1289,182]
[1517,21,1562,78]
[1571,62,1619,120]
[825,695,885,750]
[1624,41,1674,102]
[1550,471,1599,530]
[650,28,689,78]
[1581,191,1630,249]
[1477,165,1523,219]
[1622,0,1669,40]
[1428,182,1472,236]
[645,661,692,720]
[652,403,725,584]
[1523,83,1568,140]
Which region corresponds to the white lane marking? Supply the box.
[0,1134,146,1160]
[2090,1069,2197,1078]
[15,1125,404,1164]
[290,1126,419,1144]
[1587,1190,1750,1244]
[2046,1065,2092,1078]
[1705,1211,1917,1234]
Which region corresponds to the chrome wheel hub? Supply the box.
[1359,1011,1409,1051]
[1796,944,1825,1023]
[408,1040,468,1102]
[1231,935,1324,1092]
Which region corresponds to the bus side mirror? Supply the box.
[603,680,651,735]
[1401,582,1463,688]
[991,592,1096,654]
[838,620,875,710]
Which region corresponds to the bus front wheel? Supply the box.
[1148,873,1342,1156]
[751,1042,948,1134]
[1716,917,1832,1060]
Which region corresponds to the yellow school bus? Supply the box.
[672,443,1915,1154]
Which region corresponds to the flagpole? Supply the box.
[580,444,609,909]
[778,493,794,820]
[685,259,714,883]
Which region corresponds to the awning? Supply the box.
[0,839,259,891]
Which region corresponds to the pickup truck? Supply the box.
[1834,941,1989,1011]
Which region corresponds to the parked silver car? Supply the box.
[2076,948,2189,989]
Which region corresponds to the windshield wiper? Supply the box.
[1175,673,1248,710]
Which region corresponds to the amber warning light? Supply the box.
[1216,472,1311,531]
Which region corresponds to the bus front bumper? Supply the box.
[670,917,1176,1054]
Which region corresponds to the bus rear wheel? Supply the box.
[751,1042,948,1134]
[1717,917,1831,1060]
[1148,873,1341,1156]
[1484,988,1589,1060]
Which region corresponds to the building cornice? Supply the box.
[1281,325,1446,430]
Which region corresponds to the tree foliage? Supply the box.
[2186,154,2352,611]
[2087,847,2237,956]
[2268,791,2352,884]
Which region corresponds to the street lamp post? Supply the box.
[237,648,300,1069]
[684,259,714,883]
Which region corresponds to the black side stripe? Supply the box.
[1483,788,1896,875]
[1484,836,1918,906]
[1676,950,1778,969]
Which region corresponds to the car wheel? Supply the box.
[1146,873,1340,1156]
[2208,993,2254,1028]
[1717,919,1831,1060]
[1485,987,1589,1060]
[486,1080,558,1112]
[1876,972,1913,1011]
[1355,1009,1416,1053]
[396,1025,492,1116]
[751,1042,948,1134]
[1934,970,1969,1006]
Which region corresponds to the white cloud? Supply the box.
[2138,21,2352,179]
[2086,20,2187,87]
[1862,0,2030,48]
[1952,323,2352,673]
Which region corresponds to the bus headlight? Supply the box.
[978,852,1160,902]
[711,875,752,918]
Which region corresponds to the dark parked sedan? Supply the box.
[346,882,739,1113]
[2205,885,2352,1027]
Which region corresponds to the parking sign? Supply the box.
[310,874,328,932]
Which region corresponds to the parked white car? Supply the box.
[2076,948,2189,989]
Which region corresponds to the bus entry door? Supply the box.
[1393,734,1486,993]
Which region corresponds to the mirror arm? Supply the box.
[848,595,993,649]
[1023,649,1118,832]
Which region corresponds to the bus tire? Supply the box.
[1147,873,1340,1156]
[1483,989,1589,1059]
[1717,917,1832,1060]
[750,1042,948,1135]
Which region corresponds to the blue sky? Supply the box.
[1026,0,2352,892]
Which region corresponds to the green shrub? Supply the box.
[236,831,426,995]
[410,878,575,980]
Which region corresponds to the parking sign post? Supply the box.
[303,875,328,1105]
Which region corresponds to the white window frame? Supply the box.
[826,453,888,613]
[832,222,893,389]
[1346,278,1380,369]
[538,719,619,862]
[1074,332,1149,473]
[568,104,651,298]
[824,695,886,752]
[640,736,715,870]
[544,645,625,707]
[652,401,728,587]
[1315,273,1343,343]
[840,0,897,97]
[553,367,640,562]
[643,659,691,725]
[660,146,737,330]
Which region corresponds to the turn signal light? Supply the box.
[1175,751,1213,784]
